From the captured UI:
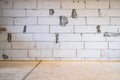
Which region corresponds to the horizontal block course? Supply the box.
[75,26,97,33]
[0,18,13,25]
[29,50,52,57]
[13,1,36,9]
[50,26,73,33]
[14,18,37,25]
[85,42,108,49]
[86,1,109,9]
[38,2,60,9]
[62,1,85,9]
[60,42,84,49]
[3,10,26,17]
[87,18,110,25]
[12,34,33,41]
[110,2,120,9]
[77,50,101,58]
[12,42,35,49]
[59,34,82,41]
[82,34,106,41]
[36,42,59,50]
[0,1,12,9]
[109,42,120,49]
[0,42,11,49]
[5,50,27,58]
[38,18,59,25]
[27,25,49,33]
[111,18,120,25]
[34,34,55,41]
[53,50,76,58]
[101,10,120,17]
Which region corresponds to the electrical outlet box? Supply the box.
[0,27,6,32]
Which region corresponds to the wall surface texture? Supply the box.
[0,0,120,60]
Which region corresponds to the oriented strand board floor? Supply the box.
[0,61,120,80]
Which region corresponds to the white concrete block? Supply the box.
[75,26,96,33]
[27,25,49,33]
[0,18,13,25]
[53,50,76,58]
[101,26,120,33]
[85,42,108,49]
[38,17,59,25]
[60,42,84,49]
[77,50,101,57]
[37,58,57,60]
[53,10,71,17]
[101,50,108,58]
[107,36,120,41]
[109,58,120,60]
[0,42,11,49]
[82,34,106,41]
[86,1,109,9]
[12,42,35,49]
[109,42,120,49]
[50,26,73,33]
[0,10,1,16]
[5,50,27,58]
[77,10,98,17]
[34,34,55,41]
[110,2,120,9]
[3,10,26,17]
[0,1,12,9]
[86,58,108,60]
[0,50,3,58]
[101,10,120,17]
[27,10,42,16]
[11,58,36,60]
[36,42,59,49]
[68,18,85,25]
[3,26,24,33]
[27,10,70,17]
[13,1,36,9]
[12,34,33,41]
[102,50,120,58]
[87,18,110,25]
[38,2,60,9]
[41,10,49,16]
[111,18,120,25]
[14,18,37,25]
[62,1,85,9]
[59,34,82,41]
[29,50,52,57]
[60,58,84,60]
[0,34,7,41]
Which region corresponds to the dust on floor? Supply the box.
[0,61,120,80]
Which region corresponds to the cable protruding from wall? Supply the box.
[7,33,12,43]
[84,1,86,8]
[98,9,101,17]
[55,33,59,44]
[23,25,27,33]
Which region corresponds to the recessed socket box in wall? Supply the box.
[0,27,6,32]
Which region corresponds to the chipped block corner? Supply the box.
[0,0,120,61]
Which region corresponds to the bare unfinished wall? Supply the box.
[0,0,120,60]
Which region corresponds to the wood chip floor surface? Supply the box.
[0,61,120,80]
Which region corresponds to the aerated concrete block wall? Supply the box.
[0,0,120,60]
